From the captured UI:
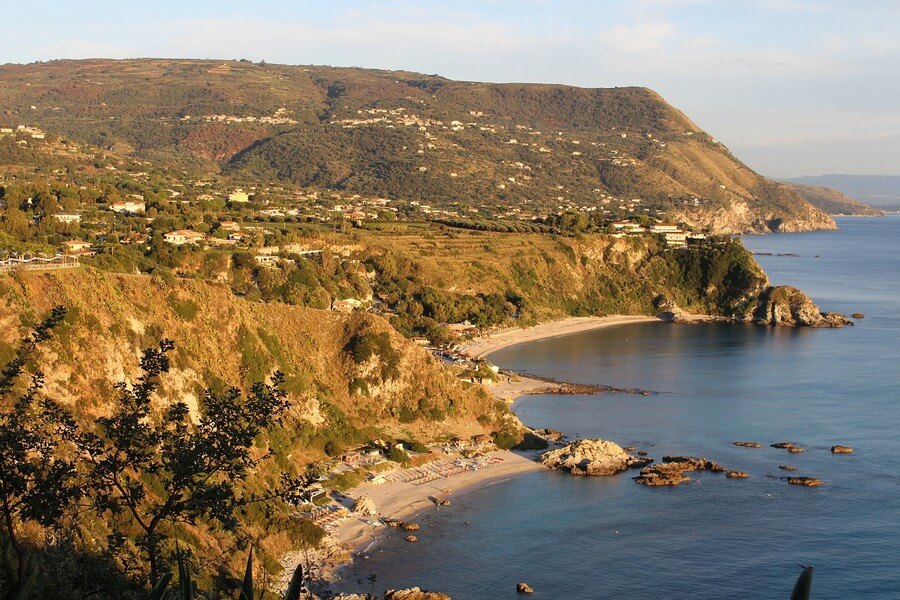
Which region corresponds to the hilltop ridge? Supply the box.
[0,58,834,234]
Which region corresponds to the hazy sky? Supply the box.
[4,0,899,178]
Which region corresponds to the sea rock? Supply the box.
[637,450,648,456]
[635,456,727,487]
[634,469,691,487]
[831,445,854,454]
[405,535,418,543]
[516,582,534,594]
[400,522,420,531]
[540,439,642,476]
[788,477,823,487]
[726,471,750,479]
[734,441,762,448]
[779,465,797,471]
[353,495,377,516]
[751,286,852,328]
[626,455,655,469]
[771,442,796,448]
[772,442,804,453]
[852,313,865,319]
[533,428,564,442]
[332,595,368,600]
[662,456,726,472]
[384,588,451,600]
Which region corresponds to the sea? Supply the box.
[351,215,900,599]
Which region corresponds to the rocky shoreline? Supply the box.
[537,437,850,489]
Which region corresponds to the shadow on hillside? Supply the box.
[1,537,147,600]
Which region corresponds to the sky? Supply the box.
[3,0,900,178]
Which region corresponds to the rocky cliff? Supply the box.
[750,285,852,328]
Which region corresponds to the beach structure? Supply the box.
[0,253,80,273]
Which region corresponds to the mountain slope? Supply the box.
[782,182,884,216]
[787,175,900,209]
[0,58,834,233]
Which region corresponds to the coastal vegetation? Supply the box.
[0,276,505,598]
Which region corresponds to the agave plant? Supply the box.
[149,572,173,600]
[240,548,254,600]
[282,563,305,600]
[177,545,194,600]
[790,564,813,600]
[148,548,306,600]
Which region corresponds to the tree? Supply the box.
[76,340,292,582]
[0,306,81,600]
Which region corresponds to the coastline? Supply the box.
[304,316,662,593]
[326,450,545,593]
[459,315,661,360]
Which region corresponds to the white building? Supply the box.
[109,201,146,215]
[163,230,205,246]
[52,213,81,224]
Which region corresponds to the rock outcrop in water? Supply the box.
[384,589,452,600]
[634,456,727,486]
[751,286,851,328]
[540,439,651,476]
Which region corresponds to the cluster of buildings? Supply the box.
[0,125,46,139]
[611,220,706,248]
[192,107,299,126]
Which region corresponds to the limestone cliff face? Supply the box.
[670,183,838,234]
[749,285,851,328]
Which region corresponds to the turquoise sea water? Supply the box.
[350,215,900,599]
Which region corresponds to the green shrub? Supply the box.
[493,430,524,450]
[514,432,549,451]
[387,446,410,464]
[166,294,200,321]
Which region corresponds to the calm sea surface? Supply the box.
[352,215,900,599]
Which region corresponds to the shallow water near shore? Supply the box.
[349,216,900,599]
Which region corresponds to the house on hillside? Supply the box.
[253,254,280,268]
[663,231,688,248]
[109,201,146,215]
[61,240,94,255]
[331,298,364,313]
[52,213,81,225]
[228,190,250,203]
[119,232,149,245]
[163,230,205,246]
[217,221,241,232]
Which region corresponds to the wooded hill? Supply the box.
[0,58,834,233]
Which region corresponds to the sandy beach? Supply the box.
[321,450,544,592]
[295,316,659,593]
[335,450,543,554]
[459,315,661,359]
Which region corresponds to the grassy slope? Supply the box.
[351,223,768,320]
[0,269,498,446]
